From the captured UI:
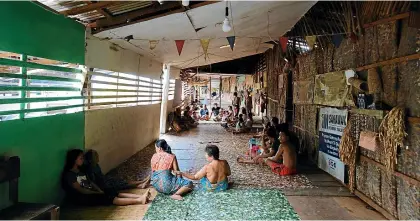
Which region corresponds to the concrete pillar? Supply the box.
[160,64,170,134]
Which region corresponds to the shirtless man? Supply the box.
[264,130,297,176]
[176,145,231,192]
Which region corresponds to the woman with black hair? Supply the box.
[83,150,150,191]
[150,139,193,200]
[61,149,151,206]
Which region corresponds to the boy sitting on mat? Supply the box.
[264,130,297,176]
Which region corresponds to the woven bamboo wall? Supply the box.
[260,16,419,219]
[264,45,289,123]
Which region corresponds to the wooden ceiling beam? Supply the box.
[88,1,113,19]
[91,1,181,28]
[91,1,219,32]
[60,1,121,16]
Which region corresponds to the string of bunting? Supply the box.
[146,36,237,57]
[278,32,350,53]
[131,32,349,56]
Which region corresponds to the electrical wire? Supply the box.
[267,11,278,44]
[229,1,236,36]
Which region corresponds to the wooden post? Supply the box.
[209,76,212,109]
[219,75,222,107]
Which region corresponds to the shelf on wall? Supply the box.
[349,109,385,119]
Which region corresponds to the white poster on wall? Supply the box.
[318,107,348,183]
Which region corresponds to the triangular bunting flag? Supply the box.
[200,39,210,59]
[175,40,185,56]
[332,34,343,48]
[305,35,317,50]
[149,40,159,50]
[279,37,288,53]
[226,36,235,51]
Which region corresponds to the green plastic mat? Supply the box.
[143,189,300,220]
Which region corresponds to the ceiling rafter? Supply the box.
[91,1,180,28]
[60,1,122,16]
[88,1,113,19]
[90,1,219,33]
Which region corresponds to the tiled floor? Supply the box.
[61,124,386,220]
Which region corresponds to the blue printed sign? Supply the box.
[318,107,347,183]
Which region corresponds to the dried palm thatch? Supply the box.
[339,120,356,192]
[367,68,383,94]
[378,106,407,172]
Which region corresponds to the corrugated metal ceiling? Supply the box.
[37,0,154,23]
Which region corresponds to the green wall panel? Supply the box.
[0,1,85,64]
[0,112,85,204]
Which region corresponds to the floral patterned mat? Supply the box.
[143,189,300,220]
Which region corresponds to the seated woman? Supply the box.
[226,106,234,122]
[213,108,224,122]
[253,122,271,138]
[237,128,280,164]
[151,139,193,200]
[175,145,231,192]
[192,111,200,121]
[235,114,245,131]
[62,149,150,206]
[233,113,253,134]
[174,108,189,131]
[240,107,248,121]
[84,150,150,191]
[200,105,209,118]
[263,130,297,176]
[200,112,210,121]
[183,106,198,127]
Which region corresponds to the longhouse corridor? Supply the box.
[62,123,384,220]
[0,1,419,220]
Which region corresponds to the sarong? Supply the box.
[151,170,192,194]
[199,177,228,192]
[269,162,297,176]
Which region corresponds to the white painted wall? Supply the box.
[85,104,161,173]
[84,35,163,173]
[85,34,163,80]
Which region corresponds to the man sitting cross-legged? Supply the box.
[175,145,231,192]
[237,127,279,164]
[263,130,297,176]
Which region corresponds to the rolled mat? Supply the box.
[367,68,383,94]
[348,77,368,92]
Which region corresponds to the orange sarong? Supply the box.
[270,162,297,176]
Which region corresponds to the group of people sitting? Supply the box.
[220,106,253,133]
[61,140,231,207]
[237,117,297,176]
[170,106,199,132]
